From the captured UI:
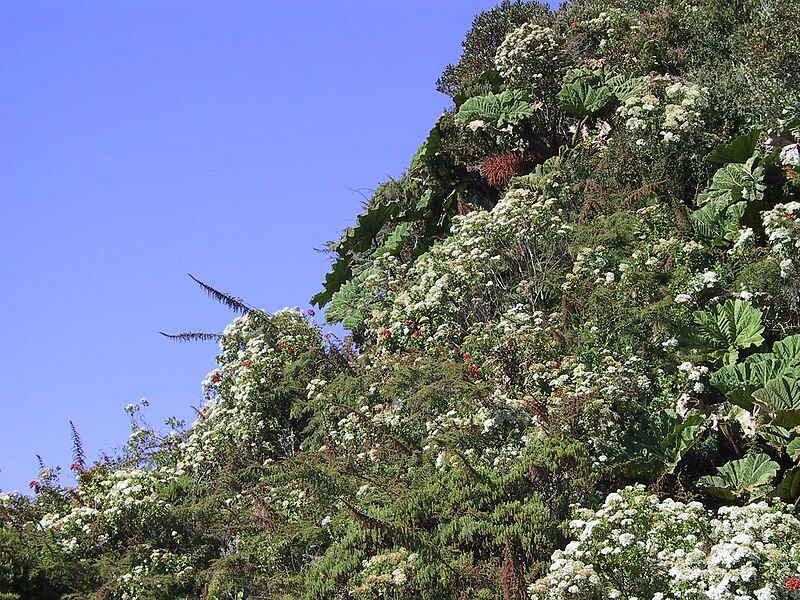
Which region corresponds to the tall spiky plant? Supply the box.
[69,421,85,472]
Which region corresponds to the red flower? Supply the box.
[478,152,532,187]
[463,352,472,362]
[70,463,82,472]
[211,374,222,383]
[403,319,413,326]
[786,214,797,221]
[787,577,800,591]
[380,328,392,338]
[242,360,252,367]
[467,364,480,376]
[28,480,40,490]
[570,21,579,28]
[412,329,422,338]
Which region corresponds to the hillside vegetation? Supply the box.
[3,0,800,598]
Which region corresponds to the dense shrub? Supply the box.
[3,0,800,598]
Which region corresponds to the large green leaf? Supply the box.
[409,125,442,170]
[690,199,745,244]
[774,468,800,500]
[758,423,793,450]
[706,129,761,164]
[456,90,539,127]
[621,410,706,478]
[373,222,413,258]
[661,411,706,473]
[337,202,400,255]
[557,77,611,116]
[753,376,800,428]
[699,452,779,501]
[605,74,647,103]
[773,334,800,363]
[311,256,353,308]
[788,437,800,462]
[697,157,766,207]
[710,359,794,409]
[683,299,764,364]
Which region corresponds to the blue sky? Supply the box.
[0,1,554,492]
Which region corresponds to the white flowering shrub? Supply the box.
[615,75,708,146]
[529,486,800,600]
[350,548,418,598]
[495,23,567,99]
[373,185,571,350]
[763,202,800,278]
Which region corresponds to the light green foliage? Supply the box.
[456,90,540,127]
[698,157,767,207]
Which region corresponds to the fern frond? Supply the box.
[69,421,86,472]
[159,331,221,343]
[188,274,253,314]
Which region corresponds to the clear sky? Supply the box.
[0,1,555,492]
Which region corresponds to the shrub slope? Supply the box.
[3,0,800,598]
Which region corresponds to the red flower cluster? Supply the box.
[210,374,222,383]
[242,360,252,367]
[478,152,531,187]
[276,342,296,353]
[28,480,40,492]
[787,577,800,591]
[380,328,392,338]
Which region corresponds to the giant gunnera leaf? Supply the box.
[456,90,539,127]
[710,359,797,409]
[699,452,779,501]
[557,69,611,116]
[706,129,761,164]
[697,157,766,206]
[682,299,764,365]
[752,376,800,428]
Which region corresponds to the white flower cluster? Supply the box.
[677,360,709,399]
[175,309,320,476]
[674,269,718,304]
[374,186,570,350]
[352,548,418,595]
[617,76,707,145]
[529,485,800,600]
[118,547,194,600]
[762,202,800,278]
[38,467,167,553]
[495,23,565,97]
[36,309,322,557]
